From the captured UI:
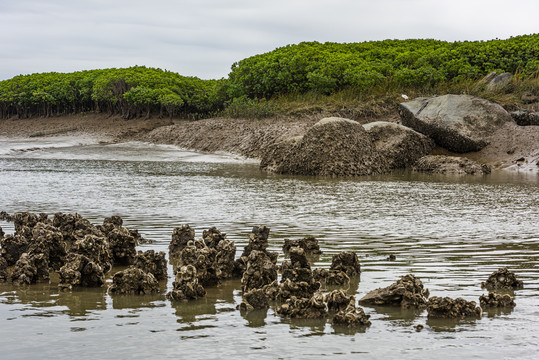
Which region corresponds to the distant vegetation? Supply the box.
[0,34,537,119]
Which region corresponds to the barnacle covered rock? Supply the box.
[358,274,429,309]
[28,222,67,270]
[166,265,206,301]
[479,292,516,308]
[276,293,328,319]
[0,255,8,282]
[427,296,482,319]
[108,267,159,295]
[330,251,361,277]
[325,290,355,313]
[107,227,137,265]
[282,235,321,255]
[58,253,105,291]
[70,234,112,272]
[241,250,278,292]
[332,304,371,328]
[481,268,523,290]
[133,250,168,281]
[0,234,29,265]
[11,253,49,285]
[169,224,195,258]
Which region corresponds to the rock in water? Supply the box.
[108,267,159,295]
[413,155,491,175]
[363,121,435,169]
[169,224,195,258]
[479,292,516,308]
[11,253,49,285]
[358,274,429,309]
[332,303,371,328]
[0,256,8,282]
[282,235,321,255]
[276,293,328,319]
[260,117,389,176]
[167,265,206,301]
[133,250,168,281]
[58,253,105,291]
[330,251,361,277]
[481,268,523,290]
[0,234,29,265]
[427,296,482,319]
[398,95,512,153]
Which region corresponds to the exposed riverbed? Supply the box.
[1,138,538,359]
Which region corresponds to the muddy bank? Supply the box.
[1,111,538,172]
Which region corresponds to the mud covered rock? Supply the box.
[332,303,371,328]
[235,225,278,276]
[276,293,328,319]
[133,250,168,281]
[481,268,523,290]
[11,253,49,285]
[358,274,429,309]
[28,222,67,270]
[325,290,355,313]
[107,227,137,265]
[58,253,105,291]
[399,95,512,153]
[241,250,278,292]
[330,251,361,277]
[313,268,350,286]
[238,288,270,311]
[479,292,516,308]
[282,235,321,255]
[166,265,206,301]
[510,110,539,126]
[427,296,482,319]
[169,224,195,258]
[363,121,435,169]
[413,155,491,175]
[108,267,159,295]
[70,234,112,273]
[260,117,389,176]
[0,234,29,265]
[0,256,8,282]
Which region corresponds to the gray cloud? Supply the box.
[1,0,538,80]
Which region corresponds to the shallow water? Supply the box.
[0,139,538,359]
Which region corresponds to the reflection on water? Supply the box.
[0,141,538,359]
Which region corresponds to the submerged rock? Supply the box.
[358,274,429,309]
[413,155,491,175]
[169,224,195,258]
[398,95,512,152]
[481,268,523,290]
[133,250,168,281]
[363,121,435,169]
[166,265,206,301]
[330,251,361,277]
[108,267,159,295]
[427,296,482,319]
[58,253,105,291]
[11,253,49,285]
[260,117,389,176]
[479,292,516,308]
[276,293,328,319]
[282,235,321,255]
[0,234,29,265]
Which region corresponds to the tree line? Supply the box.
[0,34,537,119]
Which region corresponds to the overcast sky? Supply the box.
[1,0,537,81]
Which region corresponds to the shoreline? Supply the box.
[0,112,538,173]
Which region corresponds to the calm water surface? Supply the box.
[0,139,538,359]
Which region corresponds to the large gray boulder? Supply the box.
[363,121,435,169]
[260,117,388,176]
[398,95,512,152]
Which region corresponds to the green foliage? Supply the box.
[0,66,223,119]
[228,34,539,98]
